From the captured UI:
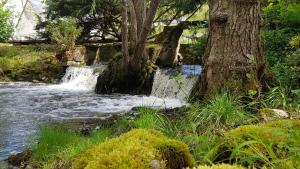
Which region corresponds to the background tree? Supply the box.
[37,0,121,41]
[192,0,272,98]
[95,0,161,94]
[0,0,13,42]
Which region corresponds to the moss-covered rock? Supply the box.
[193,164,244,169]
[259,108,290,122]
[207,120,300,169]
[72,129,196,169]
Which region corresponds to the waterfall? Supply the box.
[151,65,202,101]
[58,65,107,90]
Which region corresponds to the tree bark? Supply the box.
[192,0,271,98]
[96,0,161,94]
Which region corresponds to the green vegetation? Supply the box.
[30,127,112,168]
[0,44,64,82]
[0,1,13,42]
[28,90,300,169]
[194,164,244,169]
[208,120,300,168]
[73,129,195,169]
[46,17,83,52]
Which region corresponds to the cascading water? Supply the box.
[57,66,107,90]
[151,65,202,101]
[0,64,192,161]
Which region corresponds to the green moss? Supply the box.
[208,120,300,168]
[72,129,196,169]
[0,44,64,83]
[194,164,244,169]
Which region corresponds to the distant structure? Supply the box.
[8,0,45,41]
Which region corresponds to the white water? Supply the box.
[151,65,202,100]
[0,65,192,161]
[57,66,107,91]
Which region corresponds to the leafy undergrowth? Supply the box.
[0,44,64,83]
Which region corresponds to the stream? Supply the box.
[0,65,201,161]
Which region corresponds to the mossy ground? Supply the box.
[73,129,195,169]
[0,44,64,83]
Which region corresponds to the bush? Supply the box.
[0,1,13,42]
[73,129,196,169]
[46,17,82,52]
[208,120,300,168]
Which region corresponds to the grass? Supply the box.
[0,44,64,83]
[29,92,300,168]
[29,127,112,168]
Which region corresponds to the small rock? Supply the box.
[150,160,161,169]
[259,108,290,122]
[272,109,289,118]
[7,151,31,167]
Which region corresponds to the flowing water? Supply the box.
[151,65,202,100]
[0,65,198,161]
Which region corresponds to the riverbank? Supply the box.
[6,92,299,169]
[0,44,64,83]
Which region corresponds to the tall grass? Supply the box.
[191,92,246,133]
[30,127,112,168]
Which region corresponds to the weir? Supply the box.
[151,65,202,101]
[58,65,107,91]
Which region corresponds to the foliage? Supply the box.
[39,0,121,41]
[30,127,112,168]
[46,17,82,52]
[73,129,196,169]
[207,120,300,168]
[182,34,208,64]
[262,0,300,90]
[0,44,64,83]
[263,0,300,29]
[289,35,300,49]
[0,0,13,42]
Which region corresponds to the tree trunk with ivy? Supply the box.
[192,0,272,99]
[95,0,160,94]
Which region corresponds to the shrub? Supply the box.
[46,17,82,52]
[0,1,13,42]
[208,120,300,168]
[72,129,196,169]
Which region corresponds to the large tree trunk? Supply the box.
[192,0,272,98]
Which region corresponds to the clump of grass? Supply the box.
[191,92,246,133]
[30,127,112,168]
[207,120,300,168]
